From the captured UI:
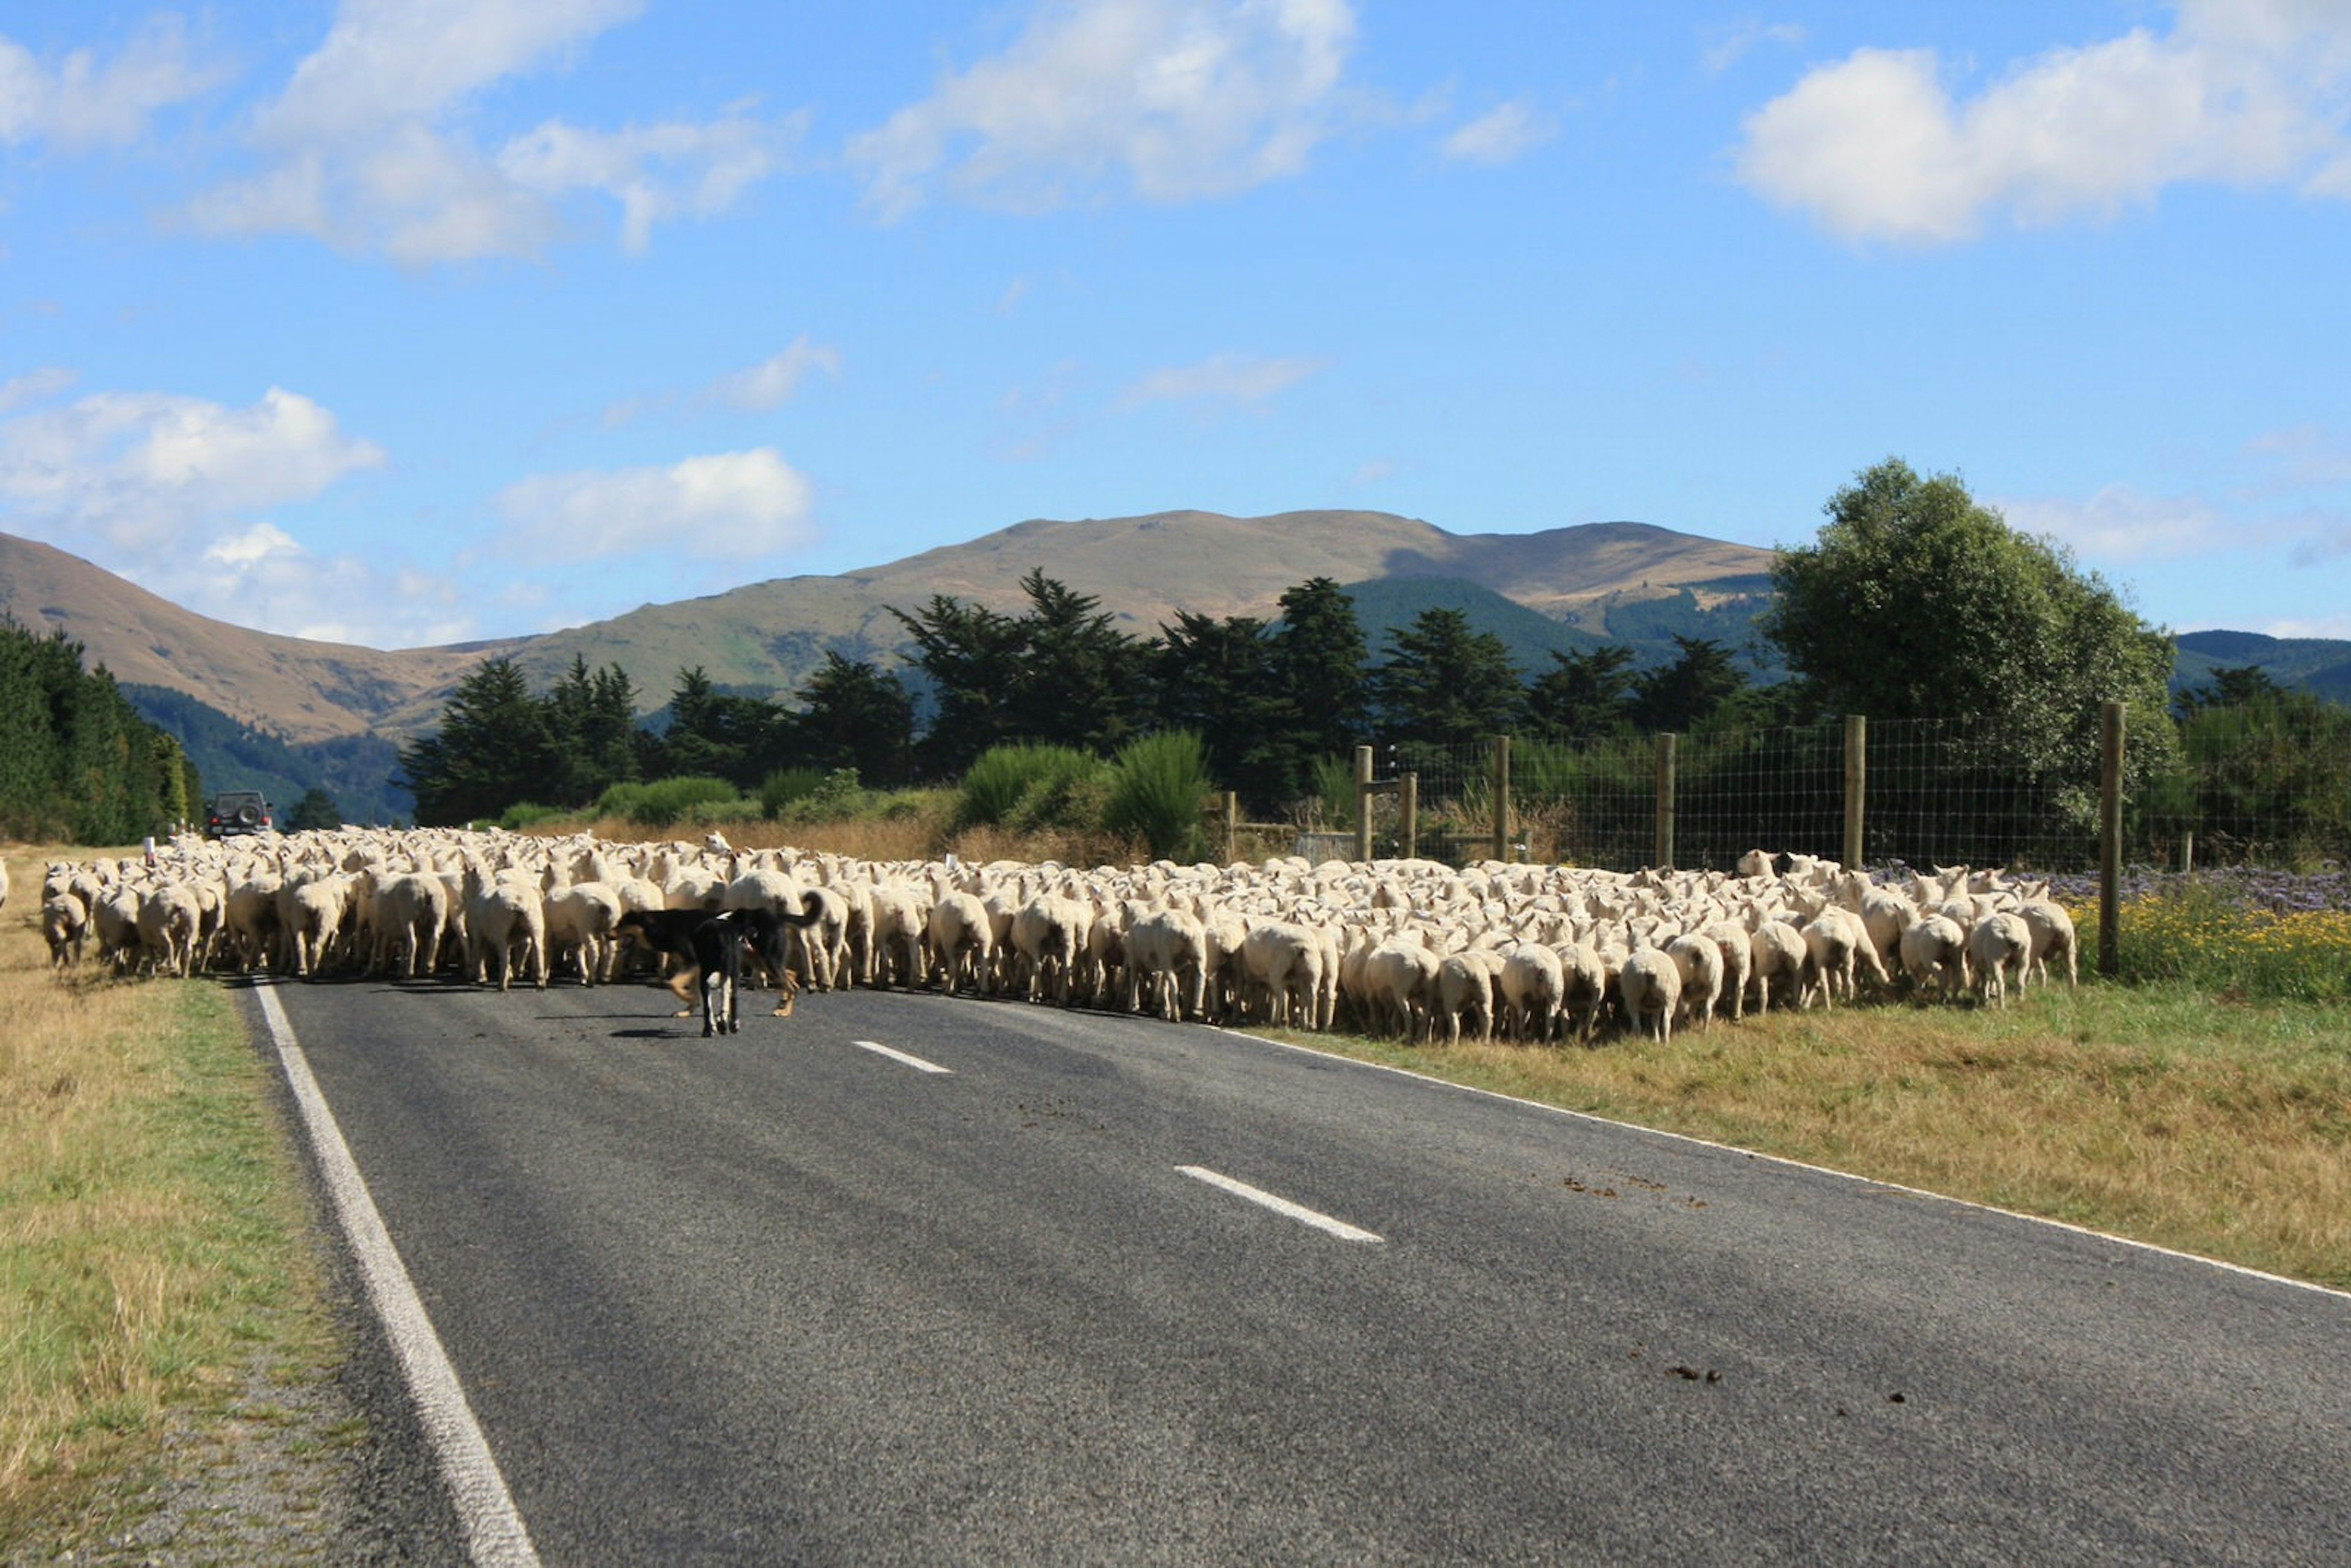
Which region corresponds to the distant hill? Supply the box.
[24,511,2351,821]
[2172,629,2351,701]
[482,511,1782,729]
[4,511,1781,820]
[0,531,516,745]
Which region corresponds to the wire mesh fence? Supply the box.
[1348,700,2348,882]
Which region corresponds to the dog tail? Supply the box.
[782,893,825,928]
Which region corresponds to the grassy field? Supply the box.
[4,834,2346,1550]
[1264,982,2350,1291]
[0,847,348,1556]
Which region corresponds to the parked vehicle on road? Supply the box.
[206,790,274,838]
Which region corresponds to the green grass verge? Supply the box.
[1,962,342,1554]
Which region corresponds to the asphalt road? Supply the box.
[252,975,2349,1566]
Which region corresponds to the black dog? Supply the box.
[615,898,823,1029]
[690,910,753,1037]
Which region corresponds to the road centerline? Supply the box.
[1176,1165,1384,1243]
[850,1038,954,1074]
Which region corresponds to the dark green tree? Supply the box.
[1762,457,2179,828]
[790,653,915,786]
[1151,610,1293,812]
[1630,636,1749,732]
[1524,645,1638,735]
[1763,458,2173,733]
[1370,607,1523,748]
[1000,569,1149,754]
[891,593,1028,777]
[647,667,793,788]
[1267,577,1370,778]
[285,786,344,831]
[397,658,562,825]
[2177,664,2282,716]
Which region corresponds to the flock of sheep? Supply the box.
[23,824,2080,1045]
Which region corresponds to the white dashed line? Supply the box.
[851,1038,954,1074]
[255,986,541,1567]
[1177,1166,1384,1243]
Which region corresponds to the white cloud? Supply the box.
[1700,19,1805,77]
[0,386,386,552]
[0,16,220,149]
[1997,484,2230,562]
[700,337,842,411]
[2248,422,2351,489]
[495,448,819,561]
[0,383,466,645]
[1733,2,2351,243]
[598,338,842,427]
[187,523,476,646]
[1441,100,1556,165]
[498,107,797,254]
[1117,350,1328,410]
[847,0,1360,220]
[185,0,790,264]
[0,367,76,415]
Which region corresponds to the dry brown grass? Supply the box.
[0,846,334,1545]
[1278,986,2351,1290]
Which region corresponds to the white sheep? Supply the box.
[1124,907,1209,1022]
[1616,946,1683,1043]
[1898,914,1970,1002]
[1665,930,1725,1033]
[1968,911,2034,1010]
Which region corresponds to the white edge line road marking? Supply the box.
[851,1038,953,1074]
[1177,1166,1384,1244]
[255,985,541,1568]
[1215,1026,2351,1304]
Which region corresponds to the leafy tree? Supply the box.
[285,786,344,831]
[397,658,562,825]
[2177,664,2282,716]
[1630,636,1749,732]
[1265,577,1370,796]
[1151,610,1292,812]
[651,666,795,789]
[1001,569,1149,754]
[891,593,1028,777]
[790,652,915,786]
[1762,457,2178,831]
[1371,607,1523,748]
[1524,645,1638,735]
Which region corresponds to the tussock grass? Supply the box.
[0,847,337,1549]
[1277,983,2351,1291]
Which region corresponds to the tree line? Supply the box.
[395,460,2323,853]
[1,618,200,844]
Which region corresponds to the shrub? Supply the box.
[1307,754,1358,830]
[596,775,741,830]
[759,768,831,819]
[957,745,1104,831]
[496,801,568,830]
[1105,730,1213,862]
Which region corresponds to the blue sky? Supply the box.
[2,1,2347,651]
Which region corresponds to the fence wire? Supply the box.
[1351,700,2347,880]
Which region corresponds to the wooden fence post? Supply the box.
[1654,732,1677,871]
[1354,745,1374,863]
[1223,791,1239,864]
[1492,734,1512,861]
[1401,772,1419,861]
[2100,700,2125,978]
[1843,714,1867,869]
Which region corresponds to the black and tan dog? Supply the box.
[614,896,823,1029]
